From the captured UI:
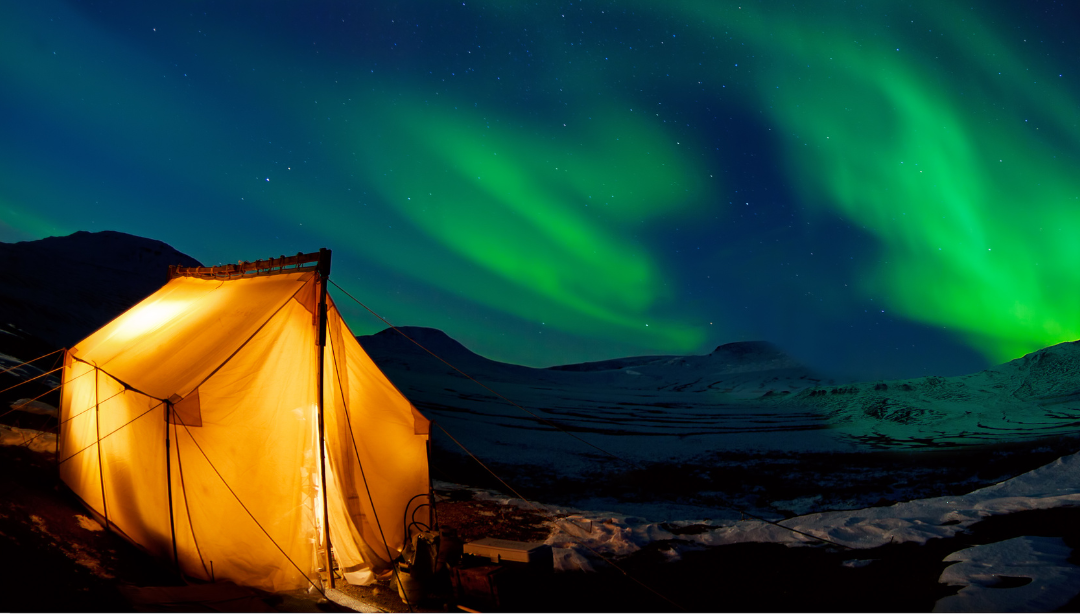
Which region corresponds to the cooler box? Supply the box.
[462,537,553,567]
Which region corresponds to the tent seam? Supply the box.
[57,400,164,466]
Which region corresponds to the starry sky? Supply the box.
[2,1,1078,380]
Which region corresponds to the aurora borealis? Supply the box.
[1,1,1078,379]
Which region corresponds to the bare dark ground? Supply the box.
[428,435,1080,520]
[3,438,1080,612]
[0,444,175,612]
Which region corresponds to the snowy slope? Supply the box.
[778,340,1080,448]
[363,327,1080,460]
[358,327,840,468]
[547,339,818,395]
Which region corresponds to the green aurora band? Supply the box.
[346,99,709,349]
[1,1,1078,368]
[339,0,1080,363]
[662,1,1080,363]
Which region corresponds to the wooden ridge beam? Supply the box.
[168,251,323,280]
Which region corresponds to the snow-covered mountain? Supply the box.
[0,231,201,351]
[780,340,1080,448]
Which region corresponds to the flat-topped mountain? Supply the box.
[359,328,820,395]
[551,341,795,373]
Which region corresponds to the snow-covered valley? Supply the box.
[359,326,1080,521]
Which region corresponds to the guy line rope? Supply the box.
[330,280,855,553]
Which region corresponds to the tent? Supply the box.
[58,250,431,592]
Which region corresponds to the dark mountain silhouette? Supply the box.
[357,327,822,400]
[357,326,547,381]
[0,230,201,351]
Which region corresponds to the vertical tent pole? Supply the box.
[165,401,180,573]
[316,248,335,589]
[94,367,110,530]
[427,438,435,531]
[56,349,66,470]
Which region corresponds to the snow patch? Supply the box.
[10,398,58,417]
[933,536,1080,612]
[75,514,104,532]
[0,425,56,454]
[462,450,1080,558]
[552,547,594,572]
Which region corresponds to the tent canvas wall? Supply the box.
[57,250,431,592]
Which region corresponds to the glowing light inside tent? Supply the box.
[61,273,430,592]
[115,300,188,342]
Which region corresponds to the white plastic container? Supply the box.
[462,537,552,565]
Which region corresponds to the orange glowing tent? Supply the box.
[58,250,431,592]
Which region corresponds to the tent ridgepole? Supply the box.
[315,248,335,589]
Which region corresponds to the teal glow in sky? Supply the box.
[1,1,1078,379]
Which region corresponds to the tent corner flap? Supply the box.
[411,405,430,437]
[168,390,202,427]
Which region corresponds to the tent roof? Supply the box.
[71,271,315,401]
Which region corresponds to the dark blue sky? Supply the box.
[2,1,1078,381]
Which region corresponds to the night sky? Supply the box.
[2,1,1078,381]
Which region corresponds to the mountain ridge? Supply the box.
[5,231,1079,406]
[0,230,201,350]
[356,326,817,391]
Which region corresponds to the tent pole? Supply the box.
[56,349,66,473]
[316,248,335,589]
[94,367,110,530]
[427,438,435,531]
[165,402,180,574]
